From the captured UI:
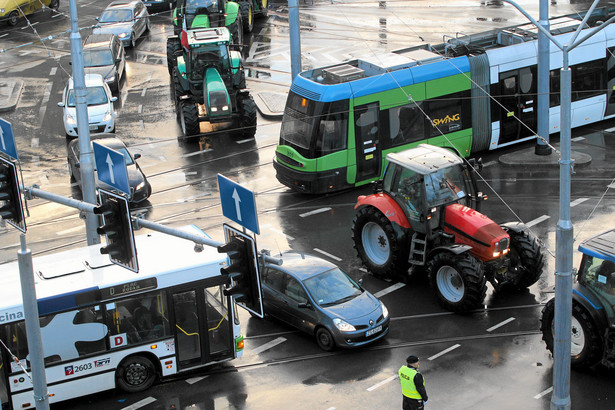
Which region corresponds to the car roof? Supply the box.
[68,134,127,152]
[106,0,139,9]
[270,251,338,281]
[84,34,116,48]
[67,74,106,90]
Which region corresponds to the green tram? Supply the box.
[274,16,615,194]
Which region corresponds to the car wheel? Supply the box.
[68,161,76,182]
[7,11,19,26]
[315,327,335,352]
[49,0,59,9]
[145,20,150,33]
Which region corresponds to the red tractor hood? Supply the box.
[444,203,509,261]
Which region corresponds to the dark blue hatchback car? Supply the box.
[260,251,390,351]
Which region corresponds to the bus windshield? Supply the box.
[280,92,348,159]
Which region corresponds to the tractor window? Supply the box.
[581,256,615,297]
[392,168,423,222]
[424,165,467,207]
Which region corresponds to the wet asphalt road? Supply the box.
[1,0,615,409]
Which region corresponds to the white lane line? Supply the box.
[571,136,585,142]
[146,71,153,82]
[359,267,367,273]
[366,374,397,392]
[373,282,406,298]
[251,337,286,355]
[0,34,8,38]
[428,344,461,361]
[326,408,336,410]
[56,226,83,236]
[138,104,143,113]
[186,375,208,384]
[236,138,253,144]
[482,160,497,167]
[51,12,62,18]
[534,386,553,399]
[486,317,515,332]
[22,22,39,29]
[141,88,147,97]
[300,207,331,218]
[49,67,57,76]
[30,138,39,148]
[181,148,213,157]
[605,126,615,133]
[121,397,157,410]
[526,215,550,227]
[570,197,589,207]
[268,227,294,241]
[38,82,53,127]
[313,248,341,261]
[139,120,144,129]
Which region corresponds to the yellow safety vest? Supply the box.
[399,365,424,399]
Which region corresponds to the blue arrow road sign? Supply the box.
[0,118,18,160]
[93,142,130,195]
[217,174,259,234]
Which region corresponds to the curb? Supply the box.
[0,79,24,113]
[498,146,592,167]
[253,91,286,120]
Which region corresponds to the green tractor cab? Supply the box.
[169,27,256,141]
[542,229,615,369]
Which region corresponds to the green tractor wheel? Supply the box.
[237,94,257,139]
[166,37,181,75]
[229,13,244,46]
[258,0,268,18]
[240,1,253,33]
[179,99,200,141]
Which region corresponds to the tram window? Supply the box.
[426,91,467,138]
[550,69,560,107]
[572,59,603,102]
[383,102,425,149]
[315,100,348,156]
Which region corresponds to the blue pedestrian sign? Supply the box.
[0,118,18,160]
[93,142,130,195]
[217,174,259,234]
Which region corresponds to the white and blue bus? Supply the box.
[0,226,243,409]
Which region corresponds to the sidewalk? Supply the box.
[498,144,592,167]
[247,78,288,120]
[0,79,23,113]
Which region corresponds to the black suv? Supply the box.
[82,33,126,94]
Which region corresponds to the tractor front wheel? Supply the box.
[237,94,257,139]
[352,206,409,280]
[541,299,603,369]
[240,2,254,33]
[179,99,200,141]
[229,13,244,46]
[428,252,486,313]
[505,228,545,290]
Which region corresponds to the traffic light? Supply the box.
[0,156,25,232]
[94,189,138,273]
[218,226,263,318]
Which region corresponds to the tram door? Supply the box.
[354,103,381,182]
[605,46,615,116]
[498,67,537,144]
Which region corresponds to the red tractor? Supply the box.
[352,144,545,313]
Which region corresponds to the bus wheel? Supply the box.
[116,355,157,393]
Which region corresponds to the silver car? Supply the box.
[93,0,150,48]
[260,251,390,351]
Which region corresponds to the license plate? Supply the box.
[365,325,382,337]
[89,125,97,131]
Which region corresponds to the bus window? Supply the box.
[204,285,231,358]
[383,102,425,149]
[315,100,348,156]
[0,322,28,372]
[427,91,468,137]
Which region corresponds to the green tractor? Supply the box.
[169,27,257,141]
[541,229,615,369]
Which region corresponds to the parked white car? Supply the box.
[58,74,117,139]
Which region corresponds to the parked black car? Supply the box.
[83,33,126,94]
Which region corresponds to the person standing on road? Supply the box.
[399,355,428,409]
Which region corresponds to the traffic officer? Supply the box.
[399,355,428,409]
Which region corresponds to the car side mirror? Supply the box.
[95,17,99,21]
[133,153,141,160]
[75,162,81,169]
[57,102,65,107]
[298,302,312,309]
[358,278,363,287]
[111,96,118,102]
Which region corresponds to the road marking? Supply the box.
[39,175,49,185]
[0,34,7,39]
[138,104,142,113]
[534,386,553,399]
[366,375,397,391]
[313,248,341,261]
[428,344,461,360]
[56,226,84,235]
[526,215,549,227]
[139,120,144,129]
[185,375,208,384]
[482,160,497,167]
[268,227,294,240]
[141,88,147,97]
[49,67,57,76]
[121,397,157,410]
[486,317,515,332]
[373,282,406,298]
[146,71,153,82]
[570,197,589,207]
[251,337,286,355]
[51,12,62,18]
[38,82,53,127]
[181,149,213,158]
[30,138,39,148]
[300,207,331,218]
[571,136,585,142]
[22,22,39,29]
[236,138,254,144]
[605,126,615,133]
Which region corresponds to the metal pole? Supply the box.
[536,0,552,155]
[288,0,302,79]
[68,0,100,245]
[17,235,50,410]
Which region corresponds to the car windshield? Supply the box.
[99,9,133,23]
[83,50,114,67]
[67,86,108,107]
[303,267,362,307]
[117,147,134,166]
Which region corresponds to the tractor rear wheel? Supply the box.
[352,206,409,280]
[258,0,268,18]
[237,94,257,139]
[166,37,181,75]
[541,299,603,369]
[240,2,254,33]
[229,13,244,46]
[428,252,486,313]
[179,99,200,141]
[505,228,545,290]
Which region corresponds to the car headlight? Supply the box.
[333,318,356,332]
[1,8,5,13]
[65,114,76,125]
[118,32,130,38]
[381,302,389,319]
[103,111,112,122]
[136,181,145,191]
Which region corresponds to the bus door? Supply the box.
[171,283,233,370]
[498,67,537,144]
[354,102,381,182]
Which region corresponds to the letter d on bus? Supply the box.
[111,334,127,348]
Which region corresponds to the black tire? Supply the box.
[505,228,545,290]
[68,161,75,182]
[316,327,335,352]
[258,0,268,18]
[166,37,181,75]
[541,299,603,369]
[49,0,59,10]
[352,206,409,279]
[229,13,244,46]
[179,98,200,139]
[7,11,19,26]
[172,69,184,104]
[116,355,157,393]
[427,251,486,313]
[240,2,253,33]
[237,94,257,138]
